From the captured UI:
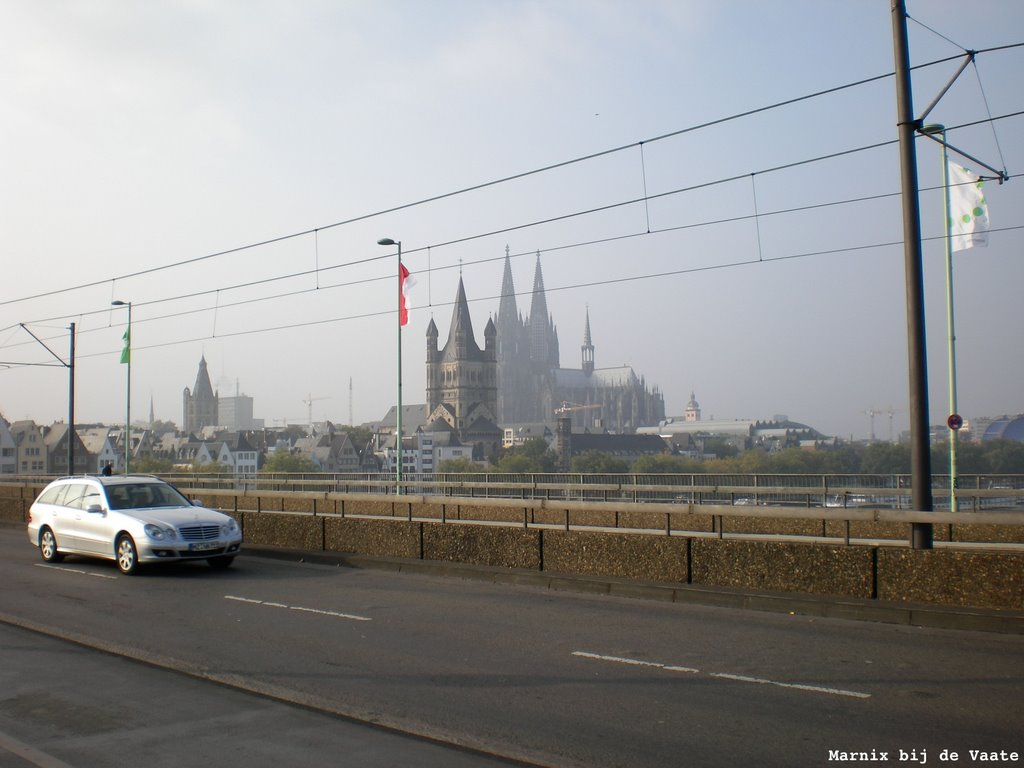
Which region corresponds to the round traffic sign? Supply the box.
[947,413,963,431]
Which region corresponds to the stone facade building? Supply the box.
[423,276,502,457]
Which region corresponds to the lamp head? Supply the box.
[377,238,396,246]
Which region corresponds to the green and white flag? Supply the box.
[948,160,989,252]
[120,326,131,364]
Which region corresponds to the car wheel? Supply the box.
[207,556,235,570]
[116,534,140,575]
[39,528,64,563]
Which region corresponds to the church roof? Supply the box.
[438,277,484,361]
[379,404,429,432]
[423,414,456,433]
[462,415,501,437]
[192,355,216,399]
[554,365,639,388]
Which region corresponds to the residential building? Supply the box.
[78,427,121,474]
[42,423,90,475]
[10,420,46,475]
[0,417,17,475]
[177,432,258,475]
[293,431,360,473]
[383,430,477,474]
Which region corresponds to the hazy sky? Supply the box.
[2,1,1022,441]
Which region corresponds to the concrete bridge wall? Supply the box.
[3,483,1021,612]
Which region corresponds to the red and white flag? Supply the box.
[399,263,415,326]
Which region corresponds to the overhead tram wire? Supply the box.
[4,46,1019,312]
[11,205,1022,372]
[3,143,1022,360]
[7,104,1022,348]
[6,215,1024,369]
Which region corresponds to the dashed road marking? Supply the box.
[225,595,372,622]
[34,563,118,580]
[572,650,870,699]
[0,728,76,768]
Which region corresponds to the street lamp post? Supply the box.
[112,300,131,474]
[922,123,960,513]
[377,238,403,495]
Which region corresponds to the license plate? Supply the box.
[189,542,220,551]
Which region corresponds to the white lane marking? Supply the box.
[224,595,372,622]
[0,728,77,768]
[572,651,699,674]
[710,672,871,699]
[573,650,870,699]
[34,563,118,580]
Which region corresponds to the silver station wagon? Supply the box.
[27,475,242,574]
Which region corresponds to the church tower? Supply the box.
[183,355,218,434]
[496,246,531,425]
[685,392,701,423]
[425,276,498,437]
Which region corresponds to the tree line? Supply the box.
[439,438,1024,476]
[131,434,1024,476]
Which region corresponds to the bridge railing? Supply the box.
[6,471,1023,512]
[148,471,1024,512]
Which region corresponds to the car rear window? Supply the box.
[36,484,68,505]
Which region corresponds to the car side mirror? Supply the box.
[192,499,204,507]
[86,503,105,515]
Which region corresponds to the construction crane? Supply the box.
[864,408,881,443]
[554,402,602,470]
[865,407,903,443]
[302,394,329,435]
[886,406,903,443]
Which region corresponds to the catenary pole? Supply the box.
[891,0,933,548]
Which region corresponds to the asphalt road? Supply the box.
[1,526,1021,768]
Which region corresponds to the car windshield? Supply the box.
[105,482,192,510]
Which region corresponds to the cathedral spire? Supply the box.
[582,305,594,375]
[498,244,518,328]
[528,252,554,365]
